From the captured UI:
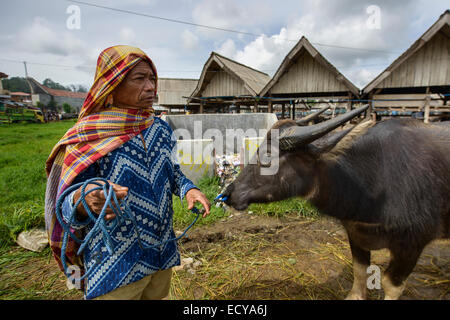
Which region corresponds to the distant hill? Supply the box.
[1,77,31,93]
[1,77,87,94]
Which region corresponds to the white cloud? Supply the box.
[181,29,200,51]
[213,0,414,87]
[191,0,271,39]
[118,27,137,44]
[217,39,236,57]
[15,17,85,57]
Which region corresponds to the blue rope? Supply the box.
[55,178,200,280]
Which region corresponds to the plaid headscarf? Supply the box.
[45,45,157,275]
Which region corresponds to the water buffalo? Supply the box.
[222,105,450,300]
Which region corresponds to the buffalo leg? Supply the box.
[382,246,423,300]
[345,238,371,300]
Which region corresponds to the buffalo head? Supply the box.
[222,105,369,210]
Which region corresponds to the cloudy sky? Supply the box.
[0,0,448,90]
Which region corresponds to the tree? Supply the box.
[1,77,30,93]
[62,102,72,113]
[47,98,57,111]
[43,78,67,91]
[36,101,44,111]
[76,84,88,93]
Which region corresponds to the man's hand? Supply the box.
[185,189,211,218]
[73,181,128,221]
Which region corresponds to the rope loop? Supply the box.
[55,178,200,279]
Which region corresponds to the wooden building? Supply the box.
[157,78,198,114]
[188,52,271,113]
[363,10,450,122]
[27,77,87,112]
[259,36,360,119]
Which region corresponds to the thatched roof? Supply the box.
[190,52,270,98]
[363,10,450,94]
[260,36,359,97]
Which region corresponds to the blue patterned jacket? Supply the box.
[61,117,197,299]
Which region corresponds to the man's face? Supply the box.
[113,61,156,108]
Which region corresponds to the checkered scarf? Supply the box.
[45,46,157,276]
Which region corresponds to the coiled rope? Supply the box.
[55,178,200,280]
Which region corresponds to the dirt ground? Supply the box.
[1,213,448,300]
[173,212,449,300]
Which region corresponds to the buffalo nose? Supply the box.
[224,183,234,195]
[221,183,234,204]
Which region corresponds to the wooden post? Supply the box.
[254,100,258,113]
[281,103,285,119]
[199,101,204,114]
[424,87,430,124]
[268,100,273,113]
[367,93,373,119]
[291,103,295,120]
[347,93,352,111]
[371,112,377,122]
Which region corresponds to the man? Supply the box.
[45,45,210,300]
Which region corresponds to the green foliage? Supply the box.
[42,78,68,91]
[43,79,87,93]
[248,197,319,218]
[35,101,44,110]
[1,76,87,95]
[172,176,229,230]
[1,77,30,93]
[0,202,45,248]
[47,98,57,111]
[62,102,72,113]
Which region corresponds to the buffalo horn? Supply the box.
[295,105,331,126]
[279,104,369,150]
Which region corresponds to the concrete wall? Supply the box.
[161,113,278,183]
[241,137,265,166]
[175,139,214,184]
[161,113,278,155]
[32,94,85,111]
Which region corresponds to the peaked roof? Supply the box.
[260,36,360,97]
[363,10,450,94]
[191,52,271,98]
[27,77,87,99]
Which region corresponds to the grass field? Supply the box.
[0,120,77,247]
[1,121,447,301]
[0,120,317,248]
[0,121,319,300]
